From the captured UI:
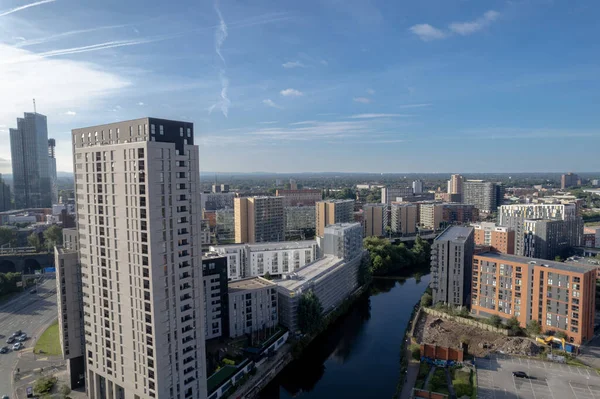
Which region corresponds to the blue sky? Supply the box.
[0,0,599,174]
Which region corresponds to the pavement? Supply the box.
[400,337,420,399]
[0,277,58,397]
[579,333,600,370]
[476,353,600,399]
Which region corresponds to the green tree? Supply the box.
[43,225,63,249]
[297,290,323,334]
[556,331,568,340]
[420,293,433,307]
[263,272,272,280]
[34,376,57,395]
[487,314,503,328]
[506,316,522,335]
[526,320,541,336]
[27,233,42,251]
[554,255,563,262]
[0,227,15,247]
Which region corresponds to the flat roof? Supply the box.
[228,277,275,293]
[476,252,599,273]
[275,255,345,292]
[211,240,316,251]
[435,226,473,242]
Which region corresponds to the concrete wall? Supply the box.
[422,308,510,336]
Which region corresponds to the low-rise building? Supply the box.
[471,252,597,345]
[202,255,229,340]
[228,277,278,339]
[472,222,515,254]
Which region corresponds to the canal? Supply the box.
[260,274,431,399]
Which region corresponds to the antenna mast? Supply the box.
[33,98,37,113]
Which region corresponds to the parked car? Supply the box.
[12,330,22,337]
[512,371,529,378]
[12,342,23,350]
[0,346,8,354]
[2,394,9,399]
[5,337,15,344]
[17,334,27,342]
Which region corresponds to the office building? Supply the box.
[390,202,417,236]
[276,189,321,207]
[200,191,235,211]
[0,174,11,212]
[471,253,597,345]
[430,226,475,306]
[315,199,354,237]
[210,241,318,280]
[48,138,58,204]
[9,112,52,209]
[228,277,278,338]
[55,228,84,389]
[462,180,499,213]
[472,222,515,254]
[381,187,413,205]
[284,206,316,238]
[412,180,423,194]
[561,173,580,190]
[522,219,569,260]
[215,208,235,242]
[277,223,365,333]
[362,203,386,237]
[442,203,479,225]
[447,174,464,196]
[202,255,229,340]
[420,203,444,230]
[499,203,583,257]
[235,196,285,244]
[72,118,207,399]
[289,179,298,190]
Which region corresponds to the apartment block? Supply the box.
[435,192,461,203]
[447,174,464,195]
[584,226,600,248]
[72,118,207,399]
[420,203,444,230]
[561,173,580,189]
[430,226,475,306]
[215,208,235,242]
[235,196,285,243]
[471,253,596,345]
[228,277,278,338]
[276,189,322,207]
[412,180,423,194]
[362,203,386,237]
[55,228,84,389]
[381,187,414,205]
[202,255,229,340]
[390,202,418,236]
[0,174,11,212]
[209,241,318,280]
[442,203,479,225]
[315,199,354,237]
[523,219,569,260]
[472,222,515,254]
[200,191,235,211]
[284,206,316,238]
[321,223,364,260]
[462,180,500,213]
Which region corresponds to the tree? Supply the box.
[263,272,272,280]
[420,293,433,307]
[556,331,568,340]
[297,290,323,334]
[506,316,522,335]
[554,255,563,262]
[0,227,15,247]
[34,376,57,395]
[487,314,503,328]
[27,233,42,251]
[526,320,541,336]
[43,225,63,249]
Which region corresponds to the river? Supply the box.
[259,274,431,399]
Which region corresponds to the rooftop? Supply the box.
[324,222,361,233]
[275,255,345,292]
[211,240,316,251]
[435,226,474,242]
[317,199,354,204]
[228,277,275,293]
[476,252,599,274]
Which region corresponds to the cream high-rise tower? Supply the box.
[72,118,207,399]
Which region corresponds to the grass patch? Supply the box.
[415,362,432,390]
[452,368,474,398]
[207,365,237,394]
[34,321,62,356]
[471,370,477,399]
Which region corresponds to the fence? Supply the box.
[412,389,449,399]
[420,344,464,362]
[422,307,510,336]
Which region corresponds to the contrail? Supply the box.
[15,24,131,48]
[213,0,230,117]
[214,0,228,64]
[0,0,56,17]
[219,71,230,118]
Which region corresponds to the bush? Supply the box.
[409,344,421,361]
[506,316,523,335]
[34,376,57,395]
[222,358,236,366]
[420,293,432,307]
[454,382,473,397]
[487,315,503,328]
[58,384,71,396]
[526,320,541,336]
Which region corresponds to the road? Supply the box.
[0,277,58,397]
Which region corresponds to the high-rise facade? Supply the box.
[202,255,229,340]
[390,202,417,236]
[522,219,569,260]
[0,174,11,212]
[430,226,475,306]
[412,180,423,194]
[9,112,52,208]
[420,203,444,230]
[284,206,316,238]
[447,174,464,196]
[72,118,207,399]
[48,138,58,204]
[362,203,386,237]
[315,199,354,237]
[381,187,413,205]
[561,173,580,190]
[462,180,498,213]
[275,189,321,207]
[471,252,596,345]
[234,196,285,243]
[472,222,515,254]
[442,203,479,225]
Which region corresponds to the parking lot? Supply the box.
[476,354,600,399]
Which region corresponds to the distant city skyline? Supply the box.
[1,0,600,173]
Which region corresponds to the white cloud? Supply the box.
[65,111,77,116]
[366,88,375,95]
[353,97,372,104]
[280,88,303,97]
[262,99,283,109]
[282,61,305,69]
[350,113,409,119]
[449,10,500,35]
[138,102,145,106]
[409,24,446,41]
[0,0,56,18]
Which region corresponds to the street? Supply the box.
[0,278,58,397]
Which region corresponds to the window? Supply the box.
[159,125,164,135]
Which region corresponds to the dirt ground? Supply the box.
[414,312,542,358]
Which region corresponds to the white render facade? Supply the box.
[209,241,318,280]
[73,118,207,399]
[228,277,278,338]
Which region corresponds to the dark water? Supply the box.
[260,274,431,399]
